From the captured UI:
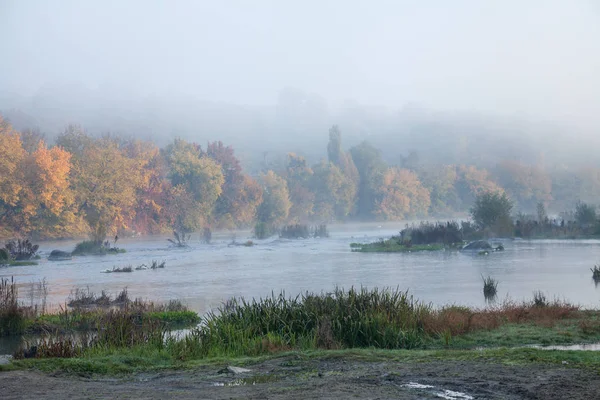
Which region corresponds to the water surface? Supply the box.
[2,224,600,317]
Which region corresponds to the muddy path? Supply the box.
[1,356,599,399]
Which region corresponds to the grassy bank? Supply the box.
[5,287,600,375]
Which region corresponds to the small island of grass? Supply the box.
[351,221,467,253]
[351,239,444,253]
[71,240,126,256]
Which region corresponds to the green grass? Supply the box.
[5,346,600,375]
[350,240,444,253]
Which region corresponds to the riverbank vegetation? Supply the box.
[6,286,600,376]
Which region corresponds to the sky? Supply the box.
[1,0,599,127]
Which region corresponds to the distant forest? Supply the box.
[1,88,599,240]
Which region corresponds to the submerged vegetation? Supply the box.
[72,240,125,256]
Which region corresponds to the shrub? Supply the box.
[470,191,513,232]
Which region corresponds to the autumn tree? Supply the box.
[455,165,504,209]
[495,160,552,212]
[0,116,27,234]
[206,141,262,228]
[65,133,146,243]
[122,139,168,234]
[374,168,431,220]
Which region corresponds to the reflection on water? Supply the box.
[2,223,600,318]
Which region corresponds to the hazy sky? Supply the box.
[1,0,599,126]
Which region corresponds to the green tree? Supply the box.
[575,201,596,228]
[311,161,355,221]
[470,191,513,232]
[350,141,386,218]
[164,139,224,231]
[284,153,314,222]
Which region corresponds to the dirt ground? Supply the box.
[1,356,599,399]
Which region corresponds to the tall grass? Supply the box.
[401,221,464,245]
[0,278,24,336]
[171,288,433,358]
[13,287,583,361]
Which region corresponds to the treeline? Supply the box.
[0,115,597,241]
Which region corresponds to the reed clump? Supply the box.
[482,275,498,299]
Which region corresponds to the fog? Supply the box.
[1,0,599,168]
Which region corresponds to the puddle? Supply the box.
[528,343,600,351]
[212,375,279,387]
[401,382,473,399]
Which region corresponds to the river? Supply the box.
[2,223,600,316]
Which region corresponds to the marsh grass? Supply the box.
[351,239,444,253]
[0,278,25,336]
